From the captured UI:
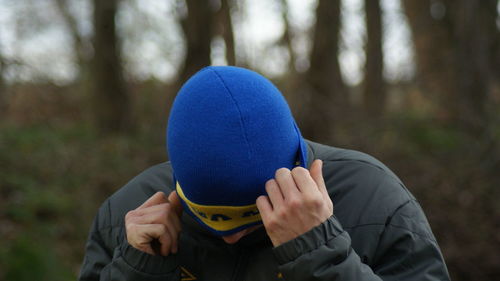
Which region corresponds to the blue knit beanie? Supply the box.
[167,66,307,236]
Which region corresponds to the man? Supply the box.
[79,66,450,281]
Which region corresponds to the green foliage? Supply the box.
[394,112,469,156]
[0,235,73,281]
[0,121,166,280]
[407,123,462,151]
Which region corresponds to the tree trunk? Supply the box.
[91,0,131,134]
[453,0,498,131]
[54,0,89,69]
[54,0,92,101]
[215,0,236,66]
[363,0,385,118]
[302,0,347,142]
[177,0,214,85]
[403,0,456,120]
[279,0,296,75]
[494,2,500,83]
[453,0,485,129]
[403,0,496,132]
[0,51,5,116]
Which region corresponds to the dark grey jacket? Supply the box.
[79,141,450,281]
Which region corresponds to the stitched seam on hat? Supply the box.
[209,68,251,159]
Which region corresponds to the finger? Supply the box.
[138,192,168,209]
[138,223,167,239]
[290,166,318,194]
[140,224,171,256]
[169,210,182,233]
[158,232,172,256]
[274,168,300,200]
[130,207,175,231]
[133,203,170,217]
[170,222,181,254]
[127,224,161,256]
[130,224,166,247]
[168,191,183,217]
[163,218,179,254]
[309,160,329,199]
[132,197,182,238]
[167,191,184,252]
[134,209,180,246]
[265,179,284,207]
[256,195,274,224]
[133,202,182,231]
[126,223,146,248]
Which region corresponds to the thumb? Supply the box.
[168,191,183,217]
[309,159,326,191]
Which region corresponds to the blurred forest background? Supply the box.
[0,0,499,280]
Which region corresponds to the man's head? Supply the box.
[167,66,307,236]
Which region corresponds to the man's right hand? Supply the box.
[125,191,183,256]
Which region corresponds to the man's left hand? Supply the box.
[256,159,334,247]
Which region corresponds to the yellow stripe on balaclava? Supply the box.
[176,182,262,232]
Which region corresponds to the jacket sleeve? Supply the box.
[78,200,180,281]
[273,200,450,281]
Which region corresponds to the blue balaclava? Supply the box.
[167,66,307,236]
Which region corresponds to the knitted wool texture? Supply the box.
[167,66,307,235]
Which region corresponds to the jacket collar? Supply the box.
[305,139,315,169]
